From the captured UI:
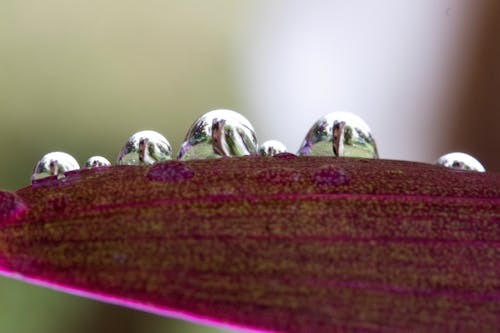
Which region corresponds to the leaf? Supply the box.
[0,156,499,332]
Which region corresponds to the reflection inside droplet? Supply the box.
[177,109,258,160]
[259,140,287,156]
[435,152,485,172]
[117,130,172,165]
[84,156,111,168]
[31,152,80,182]
[298,112,378,158]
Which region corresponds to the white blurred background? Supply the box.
[240,0,482,160]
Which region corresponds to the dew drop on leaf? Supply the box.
[435,152,486,172]
[31,152,80,183]
[298,112,378,158]
[117,130,172,165]
[84,156,111,168]
[259,140,287,156]
[177,109,258,160]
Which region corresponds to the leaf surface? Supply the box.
[0,156,499,332]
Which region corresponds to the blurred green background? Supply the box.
[1,0,499,332]
[0,1,247,332]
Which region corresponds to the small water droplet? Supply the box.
[84,156,111,168]
[312,166,349,186]
[147,161,195,182]
[117,130,172,165]
[31,152,80,183]
[298,112,378,158]
[435,152,485,172]
[259,140,287,156]
[273,152,298,159]
[177,109,258,160]
[0,190,27,224]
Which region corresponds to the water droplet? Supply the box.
[273,152,298,159]
[312,166,349,186]
[31,152,80,183]
[435,152,485,172]
[259,140,287,156]
[147,161,195,182]
[0,190,27,224]
[298,112,378,158]
[84,156,111,168]
[117,130,172,165]
[177,109,258,160]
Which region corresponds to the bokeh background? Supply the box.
[0,1,499,332]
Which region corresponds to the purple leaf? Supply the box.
[0,156,499,332]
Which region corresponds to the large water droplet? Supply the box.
[84,156,111,168]
[298,112,378,158]
[147,161,195,182]
[117,130,172,165]
[31,152,80,182]
[312,166,349,186]
[0,190,27,224]
[435,152,485,172]
[177,109,258,160]
[259,140,287,156]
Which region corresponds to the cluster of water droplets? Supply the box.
[30,109,486,183]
